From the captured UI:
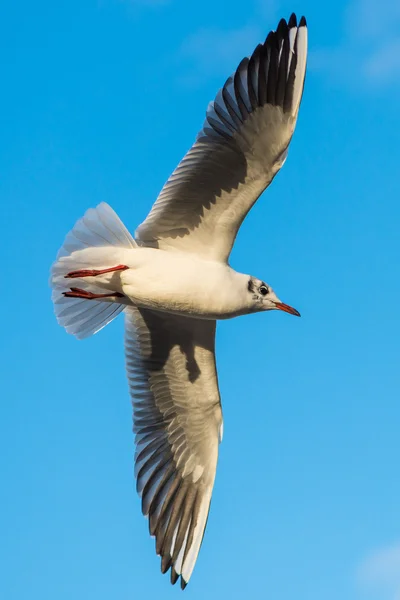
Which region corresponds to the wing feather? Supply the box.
[136,14,308,262]
[125,308,222,588]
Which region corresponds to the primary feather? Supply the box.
[136,14,307,262]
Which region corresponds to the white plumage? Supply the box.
[50,14,307,589]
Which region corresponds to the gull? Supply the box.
[50,13,307,589]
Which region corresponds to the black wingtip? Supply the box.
[277,18,288,35]
[181,578,188,591]
[299,15,307,27]
[171,568,179,585]
[288,13,297,28]
[263,29,275,49]
[161,554,172,574]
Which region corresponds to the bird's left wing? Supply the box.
[136,14,307,262]
[125,307,222,589]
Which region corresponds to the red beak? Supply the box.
[273,302,301,317]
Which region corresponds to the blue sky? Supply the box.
[1,0,400,598]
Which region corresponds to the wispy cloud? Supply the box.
[345,0,400,41]
[357,542,400,599]
[119,0,170,7]
[312,0,400,86]
[110,0,170,19]
[363,39,400,82]
[253,0,280,21]
[179,25,261,87]
[177,1,278,87]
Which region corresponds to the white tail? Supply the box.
[50,202,137,340]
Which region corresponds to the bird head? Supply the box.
[247,277,300,317]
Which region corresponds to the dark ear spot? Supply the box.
[248,278,254,293]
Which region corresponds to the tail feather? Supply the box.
[57,202,136,258]
[50,202,136,340]
[52,286,125,339]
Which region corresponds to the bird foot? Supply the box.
[62,287,124,300]
[64,264,128,278]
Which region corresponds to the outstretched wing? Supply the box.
[136,14,307,262]
[125,308,222,589]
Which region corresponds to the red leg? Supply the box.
[65,264,128,279]
[63,287,124,300]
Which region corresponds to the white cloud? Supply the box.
[177,1,280,87]
[179,25,262,87]
[120,0,169,6]
[344,0,400,41]
[357,543,400,599]
[312,0,400,86]
[253,0,280,21]
[363,39,400,82]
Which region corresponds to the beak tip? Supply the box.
[274,302,301,317]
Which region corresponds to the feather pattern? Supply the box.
[125,308,222,588]
[136,14,308,262]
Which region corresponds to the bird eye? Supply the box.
[259,285,268,296]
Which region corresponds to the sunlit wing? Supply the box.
[125,308,223,588]
[136,14,307,262]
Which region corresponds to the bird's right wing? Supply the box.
[136,14,307,263]
[125,308,222,589]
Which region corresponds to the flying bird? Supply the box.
[51,13,307,589]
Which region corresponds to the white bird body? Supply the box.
[120,251,253,319]
[55,245,260,318]
[50,13,308,590]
